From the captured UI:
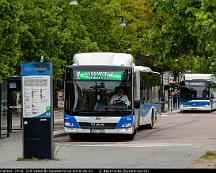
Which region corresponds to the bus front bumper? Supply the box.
[179,106,211,111]
[64,127,134,134]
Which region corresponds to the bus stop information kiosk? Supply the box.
[22,62,53,159]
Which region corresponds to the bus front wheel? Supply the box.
[124,133,135,141]
[69,133,79,140]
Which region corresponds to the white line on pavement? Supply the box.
[58,142,192,148]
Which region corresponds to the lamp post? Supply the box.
[40,56,44,62]
[116,16,126,27]
[161,60,165,112]
[198,56,201,73]
[136,50,141,65]
[135,27,142,65]
[127,44,131,54]
[115,15,128,53]
[69,0,78,5]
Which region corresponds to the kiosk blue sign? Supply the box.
[22,62,52,118]
[22,62,53,159]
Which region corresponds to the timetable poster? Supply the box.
[21,62,52,118]
[22,76,51,118]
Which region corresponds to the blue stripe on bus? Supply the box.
[115,114,134,129]
[140,104,161,117]
[64,113,80,128]
[180,101,210,107]
[64,112,134,129]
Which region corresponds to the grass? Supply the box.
[54,107,63,111]
[16,157,39,161]
[201,151,216,160]
[17,157,59,161]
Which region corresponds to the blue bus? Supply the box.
[64,52,161,140]
[179,73,216,112]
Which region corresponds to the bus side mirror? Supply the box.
[134,100,140,108]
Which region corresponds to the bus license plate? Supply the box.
[90,129,105,134]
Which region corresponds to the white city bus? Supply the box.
[64,52,161,140]
[179,73,216,112]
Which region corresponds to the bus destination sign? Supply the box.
[76,71,123,80]
[185,81,206,86]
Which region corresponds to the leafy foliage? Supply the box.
[142,0,216,75]
[0,0,215,83]
[0,0,23,81]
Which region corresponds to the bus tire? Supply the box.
[124,133,135,141]
[147,111,155,129]
[69,133,78,140]
[146,123,153,129]
[210,104,213,112]
[133,124,137,134]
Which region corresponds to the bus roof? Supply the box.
[134,66,160,74]
[184,73,216,81]
[73,52,134,66]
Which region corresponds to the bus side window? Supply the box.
[210,92,215,99]
[141,88,145,104]
[203,90,208,99]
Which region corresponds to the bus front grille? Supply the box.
[79,122,117,129]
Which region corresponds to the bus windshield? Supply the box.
[65,80,132,112]
[64,66,133,112]
[179,80,209,100]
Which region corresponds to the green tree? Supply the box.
[142,0,216,74]
[76,0,152,66]
[0,0,154,81]
[19,0,99,81]
[0,0,23,81]
[186,0,216,73]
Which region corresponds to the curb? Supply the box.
[54,120,64,124]
[162,109,181,115]
[54,130,68,138]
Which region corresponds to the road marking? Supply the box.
[77,143,191,147]
[161,114,183,117]
[161,114,169,117]
[58,142,192,148]
[191,114,215,116]
[162,114,216,117]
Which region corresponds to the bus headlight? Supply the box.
[65,122,74,127]
[122,123,132,128]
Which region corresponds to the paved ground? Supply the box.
[54,109,216,169]
[1,109,216,169]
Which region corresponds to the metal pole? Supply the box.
[161,72,164,112]
[0,83,1,139]
[200,57,201,72]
